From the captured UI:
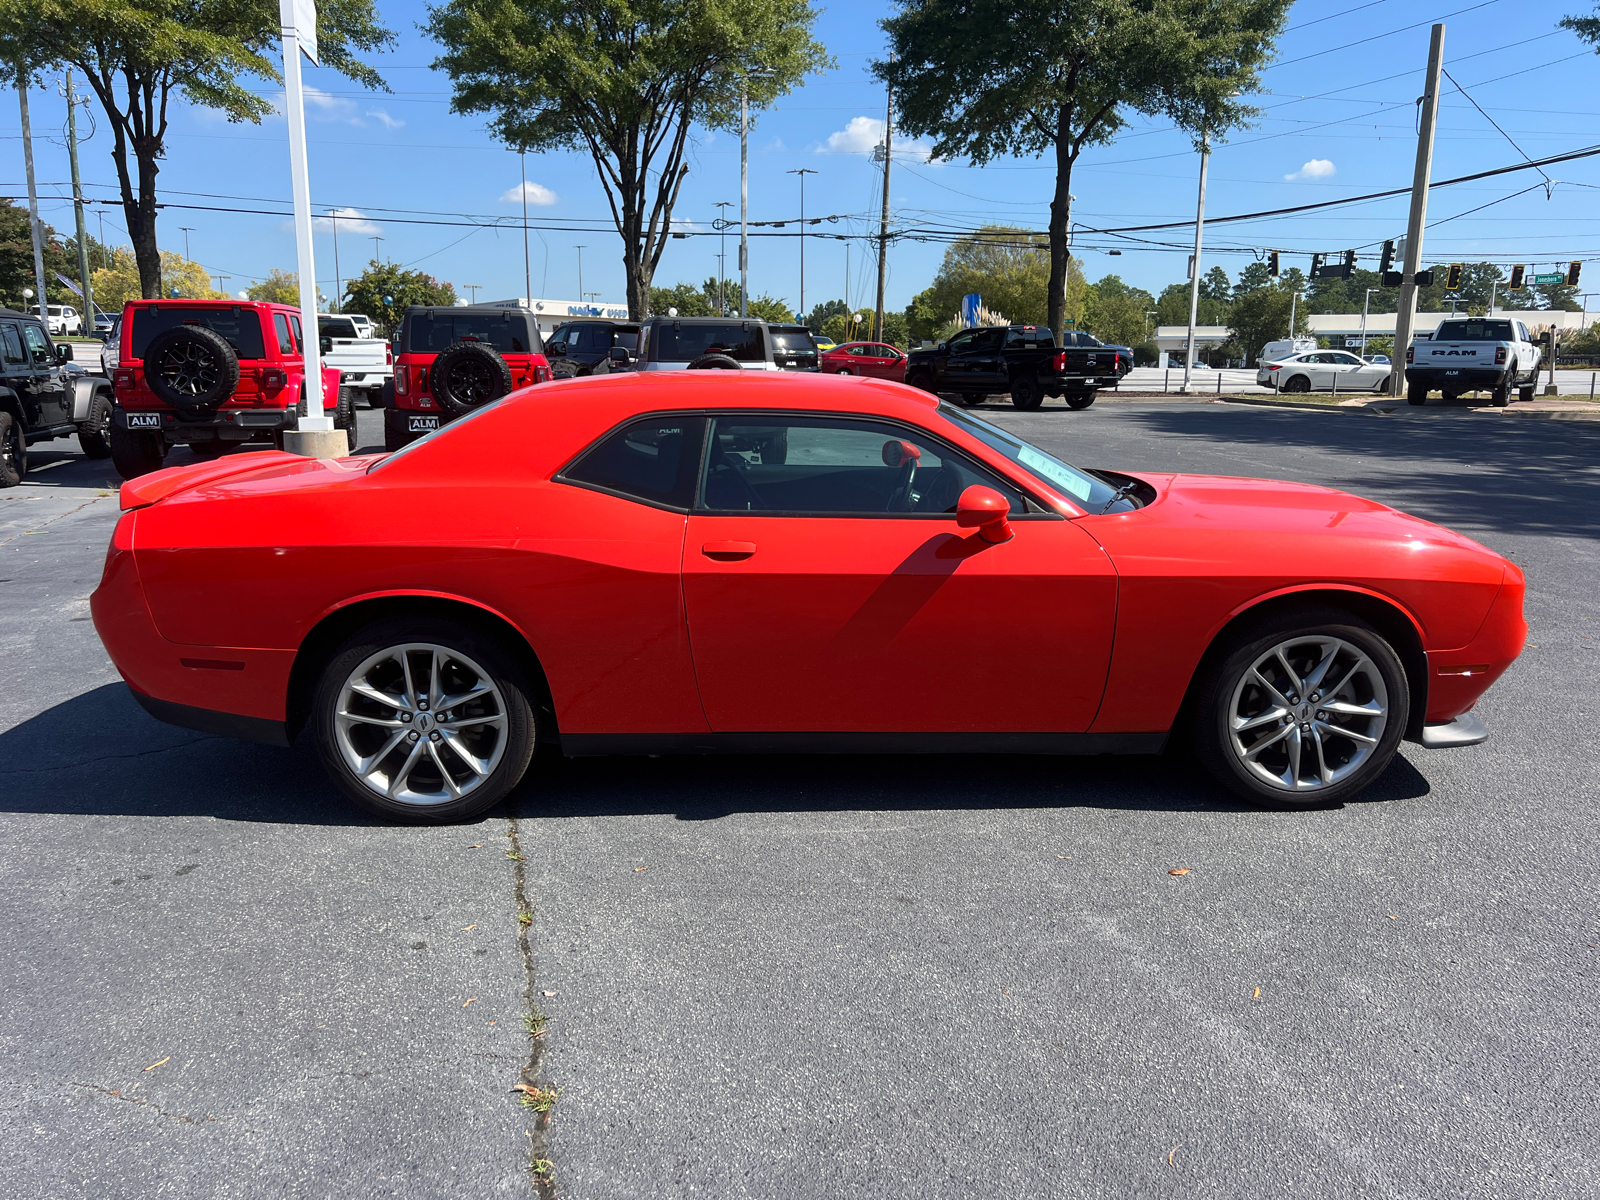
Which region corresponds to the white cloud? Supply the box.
[366,108,404,130]
[819,116,936,163]
[1284,158,1336,181]
[500,180,558,206]
[311,207,381,235]
[671,217,703,233]
[267,86,367,125]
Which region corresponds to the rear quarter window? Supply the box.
[128,307,268,360]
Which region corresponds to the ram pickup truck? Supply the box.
[904,324,1123,410]
[317,314,392,408]
[1405,316,1542,407]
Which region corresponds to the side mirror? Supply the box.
[56,343,73,364]
[609,346,633,364]
[319,336,333,355]
[881,439,921,468]
[956,485,1013,543]
[937,342,948,352]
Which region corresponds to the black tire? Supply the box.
[1406,384,1427,406]
[110,423,166,480]
[1283,374,1311,394]
[311,617,538,822]
[958,392,985,408]
[429,340,514,416]
[835,367,854,375]
[907,371,936,393]
[379,380,395,410]
[687,353,741,370]
[1189,606,1409,809]
[1518,384,1535,403]
[142,325,239,416]
[383,408,414,453]
[77,390,113,458]
[1010,376,1043,410]
[1490,382,1511,408]
[0,410,23,486]
[1066,392,1095,411]
[189,437,229,460]
[335,386,358,453]
[1441,391,1460,404]
[1372,376,1392,395]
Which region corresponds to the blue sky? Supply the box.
[6,0,1600,314]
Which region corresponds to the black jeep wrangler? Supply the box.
[0,307,115,487]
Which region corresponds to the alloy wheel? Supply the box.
[1226,635,1388,793]
[334,642,509,805]
[155,343,221,398]
[447,360,496,404]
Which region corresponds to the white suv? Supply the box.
[46,305,82,336]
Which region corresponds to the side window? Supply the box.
[699,415,1025,516]
[22,322,51,364]
[289,315,303,353]
[560,415,707,510]
[273,314,294,355]
[973,328,1005,353]
[0,323,25,366]
[1517,322,1530,342]
[946,330,974,354]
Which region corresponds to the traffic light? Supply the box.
[1509,264,1525,290]
[1568,261,1582,287]
[1414,268,1434,287]
[1381,271,1404,287]
[1310,253,1326,279]
[1343,249,1357,276]
[1379,240,1396,273]
[1267,250,1279,277]
[1445,263,1464,290]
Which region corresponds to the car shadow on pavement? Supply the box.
[1,684,1433,824]
[513,743,1432,822]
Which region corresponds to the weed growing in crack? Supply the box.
[524,1009,547,1037]
[532,1157,555,1180]
[517,1085,562,1113]
[518,910,533,927]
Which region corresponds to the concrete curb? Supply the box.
[1219,396,1380,413]
[1220,396,1600,421]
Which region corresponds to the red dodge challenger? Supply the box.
[92,372,1525,821]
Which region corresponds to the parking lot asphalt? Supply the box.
[3,402,1597,1199]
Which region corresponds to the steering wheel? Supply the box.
[708,450,765,510]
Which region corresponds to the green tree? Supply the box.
[649,281,717,317]
[904,287,942,343]
[248,268,302,307]
[160,251,228,299]
[0,0,391,299]
[1562,4,1600,48]
[1200,264,1231,303]
[745,293,795,324]
[1083,274,1156,347]
[427,0,829,321]
[1154,280,1229,329]
[90,245,141,311]
[1233,260,1273,298]
[916,225,1076,329]
[1229,280,1307,363]
[343,261,457,335]
[878,0,1287,342]
[805,298,852,333]
[0,199,77,308]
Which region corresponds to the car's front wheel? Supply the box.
[312,618,538,822]
[1190,608,1409,807]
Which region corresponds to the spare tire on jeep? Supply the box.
[430,339,514,415]
[143,325,240,417]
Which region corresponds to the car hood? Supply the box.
[1079,471,1513,650]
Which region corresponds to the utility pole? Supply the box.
[788,168,817,320]
[1391,23,1445,397]
[520,152,533,304]
[371,235,384,265]
[740,79,749,318]
[575,246,585,305]
[1180,129,1211,392]
[1360,287,1379,357]
[179,226,195,261]
[1488,280,1497,316]
[715,201,733,314]
[65,70,94,327]
[18,72,49,320]
[874,63,893,342]
[329,209,341,312]
[1289,289,1299,337]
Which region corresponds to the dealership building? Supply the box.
[487,297,630,339]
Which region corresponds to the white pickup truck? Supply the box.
[1404,316,1543,407]
[317,314,392,407]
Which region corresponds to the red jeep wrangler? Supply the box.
[110,298,350,479]
[383,305,552,451]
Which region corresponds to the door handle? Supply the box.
[701,541,756,560]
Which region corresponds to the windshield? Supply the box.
[127,306,267,360]
[404,312,541,354]
[771,328,815,353]
[936,403,1130,512]
[649,321,766,362]
[1435,319,1514,342]
[319,317,360,338]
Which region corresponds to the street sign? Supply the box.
[1533,272,1564,285]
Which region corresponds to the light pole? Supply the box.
[371,235,384,265]
[1360,287,1380,358]
[788,168,817,319]
[1289,290,1302,338]
[714,202,733,314]
[1580,294,1598,332]
[732,68,775,319]
[1144,310,1158,342]
[463,284,482,304]
[329,209,341,312]
[520,149,532,303]
[1488,280,1497,316]
[1180,129,1211,392]
[180,226,195,261]
[575,246,586,305]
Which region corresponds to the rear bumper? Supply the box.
[115,406,298,441]
[337,368,393,387]
[129,688,291,747]
[1405,367,1507,390]
[1043,374,1119,391]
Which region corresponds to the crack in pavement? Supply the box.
[507,814,557,1200]
[0,493,114,548]
[0,736,220,776]
[70,1082,227,1126]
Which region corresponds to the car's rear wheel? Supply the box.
[77,391,113,459]
[958,392,985,407]
[0,411,24,486]
[313,619,538,822]
[1407,384,1427,405]
[1518,384,1535,403]
[1283,374,1311,393]
[1190,608,1408,807]
[1490,382,1511,407]
[110,423,166,480]
[1066,392,1095,411]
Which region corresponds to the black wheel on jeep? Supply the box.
[335,386,358,452]
[77,390,114,459]
[383,408,413,453]
[0,411,24,487]
[687,353,742,370]
[110,423,167,480]
[429,340,514,415]
[142,325,240,416]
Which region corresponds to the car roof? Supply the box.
[0,307,41,320]
[641,314,769,325]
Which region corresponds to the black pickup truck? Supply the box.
[903,324,1124,410]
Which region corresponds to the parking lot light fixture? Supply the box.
[1361,288,1379,358]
